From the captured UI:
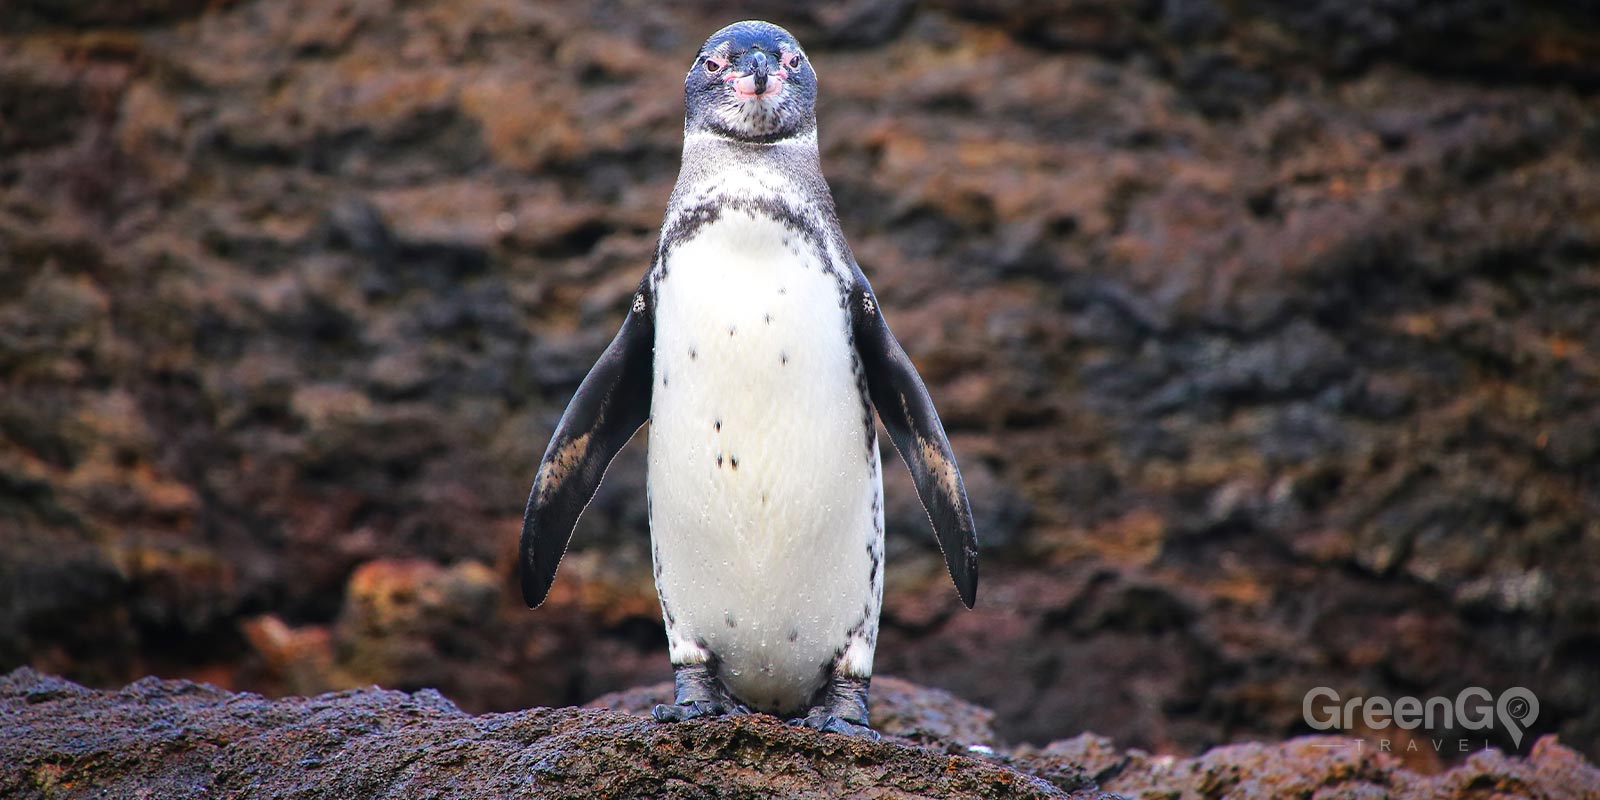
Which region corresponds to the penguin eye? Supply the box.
[704,57,725,73]
[785,54,802,69]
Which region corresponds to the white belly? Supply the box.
[647,207,882,714]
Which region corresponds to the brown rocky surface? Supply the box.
[588,674,1002,751]
[4,668,1597,799]
[3,0,1600,769]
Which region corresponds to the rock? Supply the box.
[3,668,1596,799]
[2,0,223,29]
[0,669,1077,800]
[589,674,1000,749]
[1016,733,1600,800]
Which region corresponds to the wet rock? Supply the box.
[0,669,1079,800]
[4,668,1595,799]
[590,674,1000,749]
[2,0,223,29]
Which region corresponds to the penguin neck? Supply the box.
[672,127,828,210]
[654,124,849,291]
[684,126,819,169]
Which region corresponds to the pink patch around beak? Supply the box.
[730,72,784,100]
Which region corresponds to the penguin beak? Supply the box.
[731,50,782,99]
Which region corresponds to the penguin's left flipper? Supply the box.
[850,278,980,608]
[519,287,654,608]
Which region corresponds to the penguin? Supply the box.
[519,20,978,738]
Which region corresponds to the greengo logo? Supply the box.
[1304,686,1540,750]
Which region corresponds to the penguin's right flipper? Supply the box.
[519,289,654,608]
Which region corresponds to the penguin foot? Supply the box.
[654,662,750,723]
[652,699,749,722]
[789,711,881,740]
[789,672,878,738]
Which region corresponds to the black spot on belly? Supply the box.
[730,455,739,470]
[787,629,799,642]
[728,325,736,337]
[843,613,870,646]
[689,347,697,360]
[780,352,789,365]
[764,313,772,324]
[714,419,722,432]
[716,454,723,468]
[725,613,738,629]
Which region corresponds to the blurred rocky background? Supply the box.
[2,0,1597,770]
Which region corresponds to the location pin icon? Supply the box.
[1497,687,1539,749]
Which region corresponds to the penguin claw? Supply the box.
[789,712,881,740]
[652,700,748,722]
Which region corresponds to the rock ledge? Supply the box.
[3,668,1595,799]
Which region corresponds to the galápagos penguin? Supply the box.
[519,20,978,738]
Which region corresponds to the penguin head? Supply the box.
[685,20,817,144]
